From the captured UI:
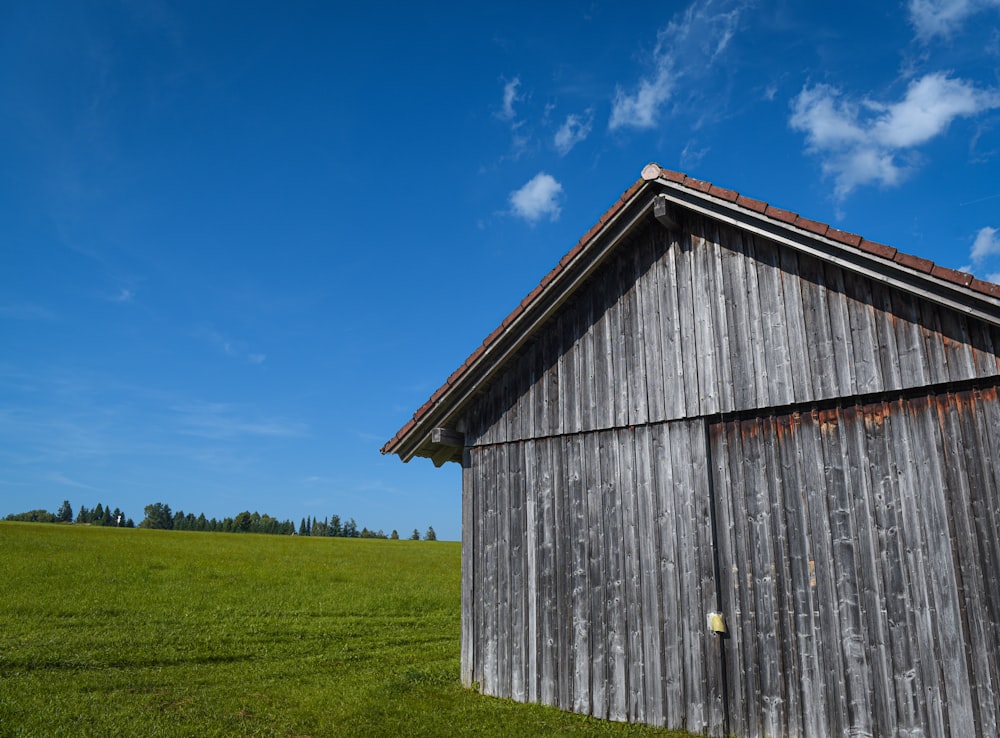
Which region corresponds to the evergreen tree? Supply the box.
[76,505,90,524]
[343,518,357,538]
[56,500,73,523]
[100,506,113,526]
[299,518,307,536]
[329,514,342,537]
[390,529,399,540]
[410,528,421,541]
[425,526,437,541]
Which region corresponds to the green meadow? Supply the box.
[0,523,691,737]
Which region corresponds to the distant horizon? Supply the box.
[3,499,447,539]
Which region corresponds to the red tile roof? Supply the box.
[382,163,993,457]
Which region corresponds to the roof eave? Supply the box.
[383,178,663,462]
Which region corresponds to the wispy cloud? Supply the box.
[498,77,521,121]
[908,0,1000,41]
[196,324,267,365]
[790,73,1000,198]
[509,172,563,224]
[171,401,307,440]
[554,110,593,155]
[609,0,748,131]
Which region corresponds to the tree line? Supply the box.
[5,499,438,541]
[5,500,135,527]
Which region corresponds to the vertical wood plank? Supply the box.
[634,425,665,725]
[637,231,666,423]
[764,415,796,738]
[621,238,650,427]
[690,219,720,415]
[674,232,702,416]
[718,419,759,737]
[585,431,609,719]
[653,422,684,727]
[801,410,847,738]
[841,270,884,395]
[822,263,859,396]
[552,434,573,712]
[890,291,933,389]
[658,231,687,418]
[796,253,839,400]
[782,411,830,738]
[461,449,475,687]
[569,432,591,714]
[619,428,645,723]
[524,439,539,704]
[706,221,736,414]
[604,430,628,722]
[776,246,813,404]
[742,235,772,408]
[754,239,794,405]
[720,226,760,412]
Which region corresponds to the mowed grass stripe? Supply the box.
[0,523,691,737]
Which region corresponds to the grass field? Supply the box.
[0,523,695,737]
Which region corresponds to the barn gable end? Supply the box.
[383,165,1000,737]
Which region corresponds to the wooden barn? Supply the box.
[382,164,1000,737]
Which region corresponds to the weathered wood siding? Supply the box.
[463,420,724,734]
[462,386,1000,736]
[713,387,1000,738]
[458,213,1000,737]
[464,217,1000,447]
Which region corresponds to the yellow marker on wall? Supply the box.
[707,611,727,635]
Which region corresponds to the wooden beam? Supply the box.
[432,427,466,448]
[653,195,679,231]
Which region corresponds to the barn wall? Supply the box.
[464,217,1000,448]
[462,387,1000,737]
[462,419,726,734]
[713,387,1000,738]
[458,212,1000,736]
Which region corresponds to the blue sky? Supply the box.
[2,0,999,540]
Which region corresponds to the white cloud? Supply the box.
[908,0,1000,41]
[509,173,563,223]
[871,74,997,147]
[554,110,593,155]
[971,226,1000,264]
[610,69,675,131]
[498,77,521,121]
[790,73,1000,198]
[609,0,747,131]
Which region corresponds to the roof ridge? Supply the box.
[382,163,1000,456]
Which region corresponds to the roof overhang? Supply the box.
[383,163,1000,465]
